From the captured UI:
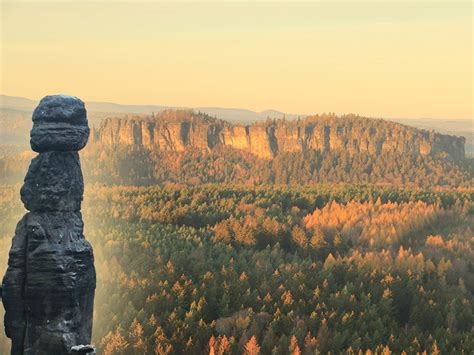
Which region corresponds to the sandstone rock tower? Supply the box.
[1,96,96,354]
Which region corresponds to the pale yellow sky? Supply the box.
[1,1,472,119]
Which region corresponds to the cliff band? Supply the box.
[89,111,465,160]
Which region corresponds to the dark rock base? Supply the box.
[2,212,96,354]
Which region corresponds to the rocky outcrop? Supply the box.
[2,95,96,354]
[30,95,90,153]
[89,111,466,160]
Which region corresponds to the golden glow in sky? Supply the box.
[1,1,472,119]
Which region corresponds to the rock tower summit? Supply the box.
[1,95,96,354]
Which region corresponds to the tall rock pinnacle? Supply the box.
[1,95,96,354]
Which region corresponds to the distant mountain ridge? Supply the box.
[0,94,299,124]
[2,94,471,128]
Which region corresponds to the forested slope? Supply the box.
[1,111,472,187]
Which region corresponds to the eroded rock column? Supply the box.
[2,95,96,354]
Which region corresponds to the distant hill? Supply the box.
[1,108,472,187]
[0,95,37,110]
[0,94,300,124]
[2,94,471,156]
[2,93,471,127]
[79,111,471,187]
[392,118,473,157]
[89,111,466,161]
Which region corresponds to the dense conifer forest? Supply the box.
[0,184,472,353]
[1,146,473,187]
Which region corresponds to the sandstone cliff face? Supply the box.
[221,126,250,150]
[89,111,465,160]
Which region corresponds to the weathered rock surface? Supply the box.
[31,95,90,152]
[2,95,95,355]
[20,152,84,212]
[89,111,466,160]
[4,213,95,354]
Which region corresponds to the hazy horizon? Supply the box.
[1,1,472,120]
[1,93,473,123]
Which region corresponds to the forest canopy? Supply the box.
[1,184,472,354]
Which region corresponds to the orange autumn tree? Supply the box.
[303,200,447,247]
[244,336,261,355]
[101,326,130,355]
[209,335,232,355]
